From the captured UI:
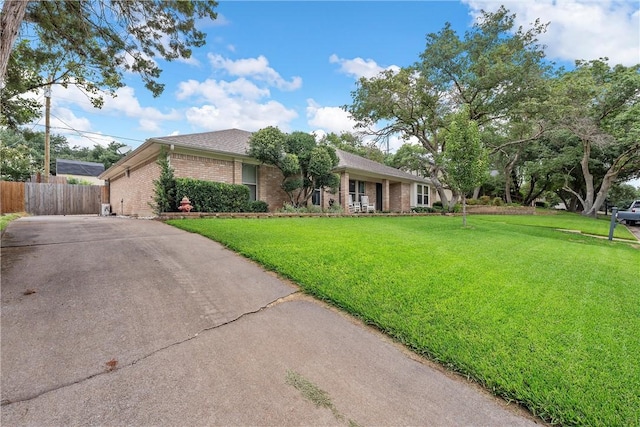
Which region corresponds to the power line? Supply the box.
[29,123,145,143]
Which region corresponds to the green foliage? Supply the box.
[66,177,92,185]
[2,0,218,125]
[167,215,639,425]
[443,110,489,194]
[246,200,269,213]
[549,60,640,215]
[0,213,24,232]
[248,127,340,207]
[151,151,177,215]
[346,6,549,211]
[175,178,250,213]
[410,206,437,213]
[0,128,126,181]
[320,131,387,163]
[0,137,35,181]
[443,108,489,224]
[387,143,430,176]
[607,183,640,209]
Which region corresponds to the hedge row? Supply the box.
[175,178,268,213]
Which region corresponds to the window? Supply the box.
[416,184,430,206]
[312,188,321,206]
[242,164,258,201]
[349,180,366,202]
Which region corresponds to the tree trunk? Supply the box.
[579,139,595,216]
[0,0,28,82]
[429,170,452,210]
[503,152,519,204]
[462,194,467,227]
[472,186,480,199]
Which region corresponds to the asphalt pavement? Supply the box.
[1,215,541,426]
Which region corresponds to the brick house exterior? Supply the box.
[99,128,436,216]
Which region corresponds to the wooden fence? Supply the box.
[1,181,109,215]
[0,181,26,214]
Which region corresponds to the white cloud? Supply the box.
[185,101,297,132]
[176,78,270,102]
[51,85,179,133]
[464,0,640,66]
[176,53,302,132]
[329,54,400,80]
[306,99,359,134]
[208,54,302,91]
[49,107,118,149]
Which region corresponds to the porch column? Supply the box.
[341,172,349,213]
[233,159,242,184]
[383,179,390,211]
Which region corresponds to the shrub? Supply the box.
[411,206,436,213]
[246,200,269,212]
[535,201,549,208]
[466,198,478,205]
[327,203,343,213]
[151,150,177,214]
[492,197,503,206]
[432,201,443,209]
[175,178,250,212]
[479,195,492,205]
[306,205,323,213]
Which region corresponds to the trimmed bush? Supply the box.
[175,178,251,213]
[492,197,504,206]
[247,200,269,212]
[411,206,436,213]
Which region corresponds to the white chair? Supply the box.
[361,195,375,213]
[348,194,360,213]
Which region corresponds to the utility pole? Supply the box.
[44,82,51,183]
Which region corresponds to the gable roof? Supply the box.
[56,159,105,177]
[100,128,429,184]
[335,149,429,183]
[152,128,253,156]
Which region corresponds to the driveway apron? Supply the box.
[1,216,540,426]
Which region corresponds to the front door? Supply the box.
[376,183,383,211]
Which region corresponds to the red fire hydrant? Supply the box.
[178,196,193,213]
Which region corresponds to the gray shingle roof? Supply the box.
[335,149,429,183]
[56,159,105,177]
[145,128,427,183]
[152,128,253,156]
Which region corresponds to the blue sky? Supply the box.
[35,0,640,154]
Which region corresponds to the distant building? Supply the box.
[56,159,105,185]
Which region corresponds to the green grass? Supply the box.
[168,214,640,426]
[0,213,24,232]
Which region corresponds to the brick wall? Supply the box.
[171,153,235,183]
[257,164,289,210]
[109,157,159,217]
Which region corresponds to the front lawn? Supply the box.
[168,214,640,426]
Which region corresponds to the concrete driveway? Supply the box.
[1,215,540,426]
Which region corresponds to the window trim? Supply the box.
[415,183,430,207]
[242,164,258,201]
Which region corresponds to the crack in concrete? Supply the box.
[1,291,302,408]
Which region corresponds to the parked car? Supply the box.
[616,200,640,226]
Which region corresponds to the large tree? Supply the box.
[550,60,640,216]
[248,127,340,208]
[346,6,549,211]
[319,131,387,163]
[1,0,218,125]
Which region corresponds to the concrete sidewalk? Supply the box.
[1,215,541,426]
